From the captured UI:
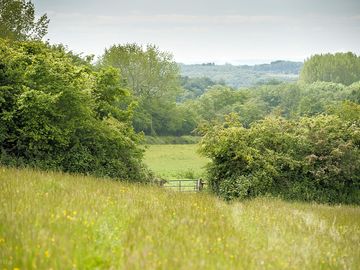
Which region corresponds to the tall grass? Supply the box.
[1,166,359,269]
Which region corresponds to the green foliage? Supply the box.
[330,101,360,124]
[99,44,188,136]
[300,52,360,85]
[100,43,180,99]
[98,49,360,137]
[185,81,358,130]
[0,0,49,40]
[178,76,225,101]
[199,112,360,204]
[0,38,150,181]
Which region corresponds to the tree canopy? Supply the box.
[300,52,360,85]
[100,43,180,100]
[0,38,149,181]
[0,0,49,41]
[99,43,184,135]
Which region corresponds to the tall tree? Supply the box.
[0,0,49,40]
[100,43,180,100]
[100,43,182,135]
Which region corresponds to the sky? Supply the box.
[33,0,360,64]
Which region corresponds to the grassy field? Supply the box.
[143,144,208,179]
[1,166,360,270]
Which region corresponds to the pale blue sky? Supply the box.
[34,0,360,64]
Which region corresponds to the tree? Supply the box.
[0,38,150,181]
[0,0,49,40]
[100,43,182,135]
[100,43,180,100]
[300,52,360,85]
[177,76,225,102]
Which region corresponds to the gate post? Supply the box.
[198,178,204,191]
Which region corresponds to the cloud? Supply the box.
[349,15,360,20]
[50,12,285,26]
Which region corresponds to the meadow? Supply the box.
[1,166,360,270]
[143,144,208,179]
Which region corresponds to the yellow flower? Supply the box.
[45,250,50,258]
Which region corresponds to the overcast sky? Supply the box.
[33,0,360,64]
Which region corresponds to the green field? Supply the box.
[1,167,360,269]
[144,144,208,179]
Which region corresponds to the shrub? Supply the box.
[199,112,360,204]
[0,38,150,181]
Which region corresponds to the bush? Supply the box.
[199,112,360,204]
[0,39,150,181]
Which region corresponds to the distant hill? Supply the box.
[179,60,303,88]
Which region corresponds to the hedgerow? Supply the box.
[199,110,360,204]
[0,39,150,181]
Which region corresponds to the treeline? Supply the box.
[183,81,359,129]
[148,79,359,137]
[300,52,360,85]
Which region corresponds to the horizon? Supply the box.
[177,58,304,65]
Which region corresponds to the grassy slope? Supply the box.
[143,144,208,179]
[1,166,360,270]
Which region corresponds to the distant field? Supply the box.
[1,166,360,270]
[143,144,208,179]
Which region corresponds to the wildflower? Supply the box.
[45,250,50,258]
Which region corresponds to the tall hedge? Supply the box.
[0,39,150,181]
[199,111,360,204]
